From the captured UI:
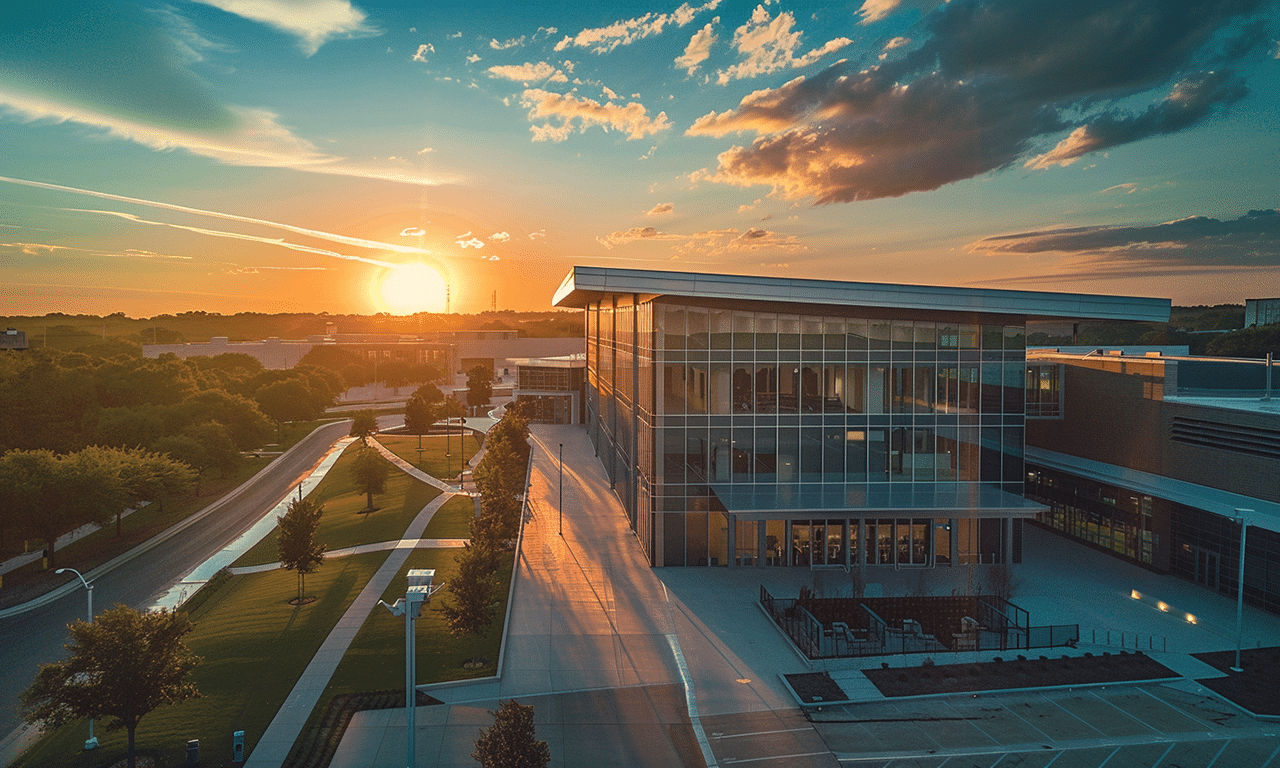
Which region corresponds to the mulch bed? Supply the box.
[286,689,442,768]
[786,672,849,703]
[1191,646,1280,716]
[791,652,1177,702]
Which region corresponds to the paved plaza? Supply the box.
[330,423,1280,768]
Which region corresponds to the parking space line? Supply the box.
[1203,739,1231,768]
[1262,739,1280,768]
[1094,746,1121,766]
[714,727,812,740]
[1150,742,1175,767]
[723,751,830,764]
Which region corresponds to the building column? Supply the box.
[727,515,737,568]
[950,518,959,566]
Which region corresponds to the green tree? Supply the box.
[472,699,550,768]
[152,422,237,497]
[254,379,323,440]
[349,410,379,444]
[21,605,201,768]
[466,364,494,410]
[404,383,444,436]
[276,497,326,604]
[349,446,390,513]
[111,446,196,535]
[439,542,502,663]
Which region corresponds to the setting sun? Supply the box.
[377,262,448,314]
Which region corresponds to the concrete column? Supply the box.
[727,515,737,568]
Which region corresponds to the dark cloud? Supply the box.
[687,0,1271,203]
[971,209,1280,264]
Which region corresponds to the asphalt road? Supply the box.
[0,419,360,739]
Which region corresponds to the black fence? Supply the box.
[761,585,1079,660]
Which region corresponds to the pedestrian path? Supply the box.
[244,489,456,768]
[227,538,468,575]
[366,438,462,494]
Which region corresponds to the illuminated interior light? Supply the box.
[1186,614,1197,624]
[1131,590,1141,600]
[1157,602,1168,612]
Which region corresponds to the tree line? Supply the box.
[439,406,532,664]
[0,347,354,562]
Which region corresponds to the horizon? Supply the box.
[4,0,1279,317]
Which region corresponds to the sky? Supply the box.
[2,0,1278,318]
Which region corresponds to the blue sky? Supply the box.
[2,0,1278,316]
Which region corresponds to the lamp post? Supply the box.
[558,443,564,536]
[377,569,440,768]
[56,568,97,750]
[1232,509,1252,673]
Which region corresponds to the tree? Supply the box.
[152,422,237,497]
[472,699,550,768]
[21,605,200,768]
[466,364,494,410]
[349,410,379,444]
[254,378,323,440]
[349,446,389,513]
[439,542,501,663]
[404,383,444,436]
[277,497,326,604]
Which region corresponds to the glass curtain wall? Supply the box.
[588,297,1027,566]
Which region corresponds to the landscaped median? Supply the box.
[14,431,506,768]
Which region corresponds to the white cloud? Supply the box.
[487,62,568,83]
[555,0,720,54]
[715,6,851,84]
[602,85,619,100]
[490,231,511,242]
[412,43,434,62]
[416,147,434,155]
[529,229,546,240]
[189,0,380,56]
[466,53,482,63]
[646,202,675,216]
[455,231,485,248]
[676,21,718,74]
[520,89,672,142]
[400,227,426,236]
[449,31,462,39]
[0,90,445,186]
[490,36,525,50]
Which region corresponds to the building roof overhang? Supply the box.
[553,266,1171,323]
[708,482,1046,520]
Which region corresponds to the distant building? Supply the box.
[513,354,586,424]
[1244,298,1280,327]
[1025,349,1280,615]
[143,330,582,377]
[0,328,28,351]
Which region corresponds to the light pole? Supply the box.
[56,568,97,750]
[377,569,440,768]
[1232,509,1252,673]
[558,443,564,536]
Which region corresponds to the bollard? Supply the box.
[186,739,199,767]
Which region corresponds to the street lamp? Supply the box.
[377,569,441,768]
[56,568,97,750]
[558,443,564,536]
[1232,509,1253,673]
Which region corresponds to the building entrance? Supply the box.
[1193,547,1221,592]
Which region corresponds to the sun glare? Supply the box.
[377,262,448,314]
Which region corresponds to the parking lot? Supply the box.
[811,682,1280,767]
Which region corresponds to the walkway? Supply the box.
[227,538,467,576]
[243,490,456,767]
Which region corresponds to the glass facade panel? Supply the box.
[586,297,1031,567]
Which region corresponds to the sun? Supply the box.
[376,263,448,314]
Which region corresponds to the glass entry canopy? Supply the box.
[710,482,1046,519]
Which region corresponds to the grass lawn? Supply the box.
[422,495,477,539]
[233,442,441,567]
[287,547,514,764]
[14,552,389,768]
[377,433,481,481]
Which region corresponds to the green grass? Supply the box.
[377,433,481,481]
[15,552,389,768]
[422,495,476,539]
[287,547,513,764]
[233,443,441,567]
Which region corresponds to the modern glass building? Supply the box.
[553,267,1170,569]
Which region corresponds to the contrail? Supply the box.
[1,174,432,258]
